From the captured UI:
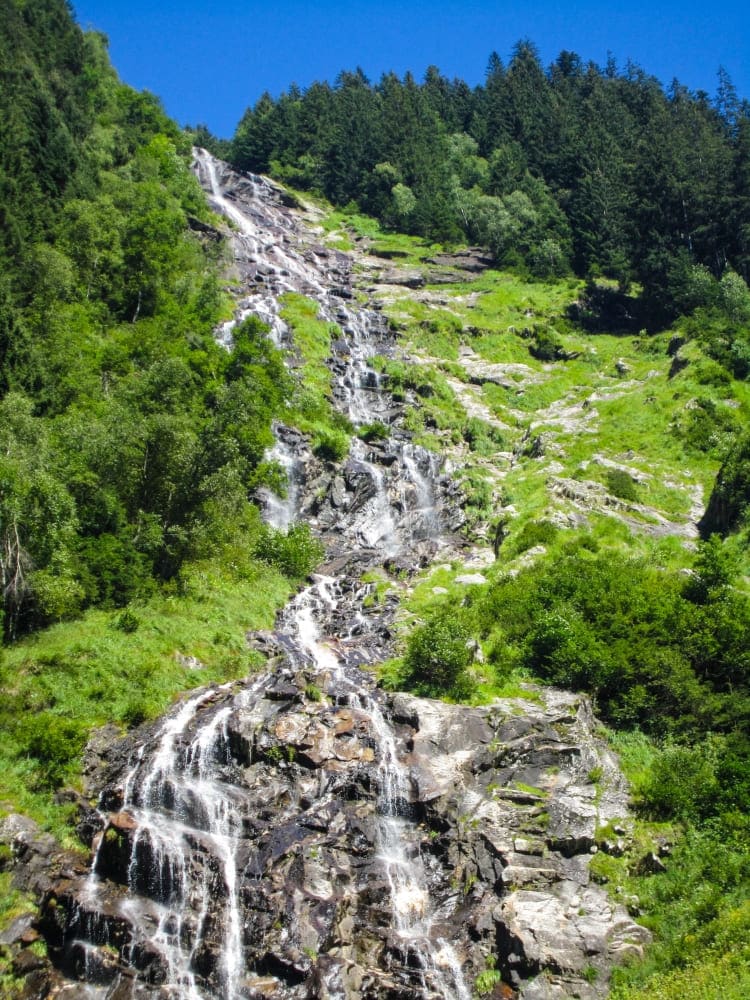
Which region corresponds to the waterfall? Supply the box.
[195,147,463,994]
[102,688,250,999]
[257,427,306,532]
[58,151,472,1000]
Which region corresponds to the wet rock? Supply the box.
[81,723,124,798]
[37,678,646,1000]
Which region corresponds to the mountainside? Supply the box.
[1,4,750,1000]
[3,150,653,1000]
[225,45,750,328]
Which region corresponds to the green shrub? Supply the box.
[256,523,325,581]
[527,326,567,361]
[476,548,750,735]
[463,417,505,455]
[113,609,140,633]
[14,713,88,789]
[700,433,750,535]
[358,421,390,442]
[672,396,740,457]
[312,429,350,462]
[605,468,640,502]
[122,697,161,728]
[510,518,558,554]
[403,611,473,697]
[641,744,721,821]
[475,967,503,994]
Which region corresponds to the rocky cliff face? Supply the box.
[34,669,648,1000]
[2,152,649,999]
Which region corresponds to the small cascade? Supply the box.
[250,296,289,348]
[332,307,389,425]
[398,441,443,540]
[365,702,472,1000]
[74,682,276,999]
[345,438,400,554]
[257,425,307,531]
[281,589,471,1000]
[195,150,256,239]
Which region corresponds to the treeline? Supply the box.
[226,43,750,323]
[0,0,302,641]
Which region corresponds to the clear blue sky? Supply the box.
[73,1,750,138]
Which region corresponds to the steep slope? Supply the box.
[1,12,749,995]
[1,154,651,1000]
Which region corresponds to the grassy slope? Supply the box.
[0,555,291,842]
[314,204,750,998]
[365,242,743,574]
[2,189,747,995]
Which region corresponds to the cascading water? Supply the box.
[55,150,471,999]
[199,145,463,993]
[113,688,250,999]
[276,585,471,1000]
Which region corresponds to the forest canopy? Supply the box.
[225,43,750,326]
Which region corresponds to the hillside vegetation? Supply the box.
[329,208,750,1000]
[1,3,750,998]
[225,43,750,331]
[0,0,320,839]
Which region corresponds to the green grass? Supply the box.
[320,206,440,265]
[364,224,734,556]
[0,554,292,841]
[281,292,336,405]
[612,952,750,1000]
[375,357,467,440]
[0,872,34,927]
[280,292,353,449]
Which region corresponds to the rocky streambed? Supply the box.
[1,152,649,1000]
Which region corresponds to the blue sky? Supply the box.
[73,2,750,137]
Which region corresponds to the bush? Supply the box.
[700,433,750,536]
[403,611,473,697]
[673,396,740,457]
[15,713,88,789]
[113,609,140,633]
[256,523,324,581]
[463,417,505,455]
[122,696,161,728]
[312,429,350,462]
[606,468,639,502]
[475,548,750,735]
[509,518,558,555]
[527,326,567,361]
[358,421,390,443]
[641,743,721,821]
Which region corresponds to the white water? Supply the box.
[73,150,466,998]
[93,686,255,1000]
[194,155,465,993]
[285,586,471,1000]
[257,428,304,532]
